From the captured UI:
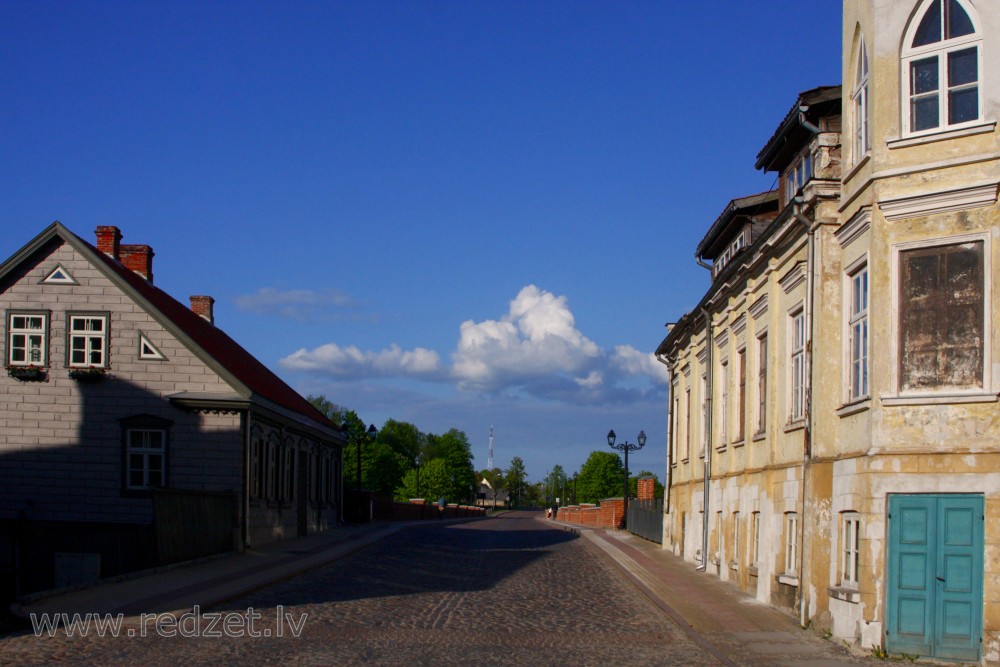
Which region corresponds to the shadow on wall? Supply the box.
[0,373,242,605]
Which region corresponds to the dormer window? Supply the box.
[784,149,813,203]
[902,0,981,136]
[713,228,749,278]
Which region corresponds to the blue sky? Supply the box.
[1,1,842,484]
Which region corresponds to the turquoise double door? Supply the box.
[886,494,984,661]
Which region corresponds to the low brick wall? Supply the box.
[348,492,486,523]
[553,498,624,529]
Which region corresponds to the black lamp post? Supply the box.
[415,454,422,498]
[353,423,377,491]
[607,428,646,529]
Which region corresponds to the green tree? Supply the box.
[378,419,422,464]
[544,464,568,505]
[307,394,348,424]
[397,458,451,504]
[576,451,625,503]
[425,429,476,503]
[505,456,527,508]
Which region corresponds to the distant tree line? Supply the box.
[309,395,476,505]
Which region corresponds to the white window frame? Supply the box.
[718,358,729,447]
[789,308,806,422]
[699,374,707,458]
[852,36,870,160]
[684,386,691,462]
[67,312,110,368]
[6,311,49,367]
[901,0,983,138]
[756,332,767,434]
[784,149,814,203]
[750,511,761,567]
[888,232,991,399]
[784,512,800,575]
[731,511,741,569]
[841,512,861,588]
[846,259,869,402]
[125,428,167,491]
[671,377,680,466]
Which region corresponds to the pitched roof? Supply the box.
[754,85,842,172]
[0,222,341,438]
[695,189,779,260]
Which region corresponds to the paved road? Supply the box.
[3,512,718,666]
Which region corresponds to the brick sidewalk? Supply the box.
[560,522,887,666]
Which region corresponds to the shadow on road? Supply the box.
[211,512,579,611]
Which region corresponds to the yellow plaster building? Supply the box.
[656,1,999,662]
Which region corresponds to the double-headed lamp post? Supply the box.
[607,429,646,529]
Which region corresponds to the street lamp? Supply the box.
[415,454,422,498]
[351,423,377,491]
[607,428,646,529]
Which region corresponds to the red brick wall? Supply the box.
[637,477,655,502]
[553,498,624,529]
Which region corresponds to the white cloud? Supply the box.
[452,285,601,391]
[611,345,669,383]
[280,284,667,404]
[281,343,441,377]
[235,287,357,321]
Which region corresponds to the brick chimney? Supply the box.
[95,226,122,260]
[120,244,154,282]
[190,295,215,325]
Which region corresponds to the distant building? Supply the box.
[476,478,509,508]
[657,1,999,661]
[0,223,346,599]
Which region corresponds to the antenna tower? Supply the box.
[488,425,494,470]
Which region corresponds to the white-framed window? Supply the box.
[700,374,707,458]
[684,386,691,461]
[902,0,982,136]
[750,511,761,567]
[789,309,806,422]
[736,348,746,442]
[784,149,813,202]
[138,332,166,361]
[719,359,728,446]
[671,379,679,466]
[6,311,49,367]
[784,512,799,574]
[848,263,869,400]
[68,313,109,368]
[121,415,171,492]
[852,37,870,159]
[126,429,166,490]
[897,237,986,392]
[732,511,741,568]
[841,512,861,587]
[756,333,768,434]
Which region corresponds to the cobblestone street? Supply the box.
[2,514,715,666]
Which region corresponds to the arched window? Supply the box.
[852,37,870,159]
[902,0,982,135]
